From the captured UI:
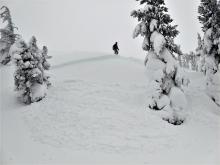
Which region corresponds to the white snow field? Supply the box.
[1,51,220,165]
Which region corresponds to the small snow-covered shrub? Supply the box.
[132,0,188,125]
[11,37,51,104]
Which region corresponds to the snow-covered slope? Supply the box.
[1,52,220,165]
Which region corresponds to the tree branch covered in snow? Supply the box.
[131,0,180,54]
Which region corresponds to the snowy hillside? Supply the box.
[1,52,220,165]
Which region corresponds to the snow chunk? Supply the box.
[133,22,146,38]
[162,48,176,64]
[206,28,212,37]
[168,87,187,123]
[150,81,162,99]
[10,39,25,58]
[150,19,158,32]
[133,23,141,38]
[32,68,42,78]
[169,87,187,111]
[140,23,147,35]
[157,95,170,110]
[153,70,164,83]
[165,63,176,77]
[24,61,31,68]
[145,51,165,71]
[13,53,21,60]
[142,36,149,51]
[31,83,47,102]
[161,49,177,76]
[150,31,166,55]
[144,4,153,11]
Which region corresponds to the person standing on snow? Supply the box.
[112,42,119,55]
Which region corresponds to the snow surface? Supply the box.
[1,51,220,165]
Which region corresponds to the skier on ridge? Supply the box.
[112,42,119,55]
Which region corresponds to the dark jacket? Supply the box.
[113,43,119,51]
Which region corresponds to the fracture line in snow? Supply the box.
[51,55,117,69]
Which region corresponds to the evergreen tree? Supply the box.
[195,33,203,57]
[11,36,51,104]
[188,51,198,71]
[131,0,188,125]
[41,46,52,86]
[196,33,206,72]
[198,0,220,106]
[0,6,18,65]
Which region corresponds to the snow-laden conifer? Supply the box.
[11,36,51,104]
[196,33,206,72]
[198,0,220,106]
[0,6,18,65]
[131,0,188,125]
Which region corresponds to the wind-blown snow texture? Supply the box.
[1,52,220,164]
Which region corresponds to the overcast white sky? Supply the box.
[1,0,201,57]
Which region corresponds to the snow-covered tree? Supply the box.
[196,33,203,56]
[41,46,52,86]
[0,6,18,65]
[196,33,206,72]
[11,36,51,104]
[187,51,198,71]
[198,0,220,106]
[131,0,188,125]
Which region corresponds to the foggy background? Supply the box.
[1,0,202,58]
